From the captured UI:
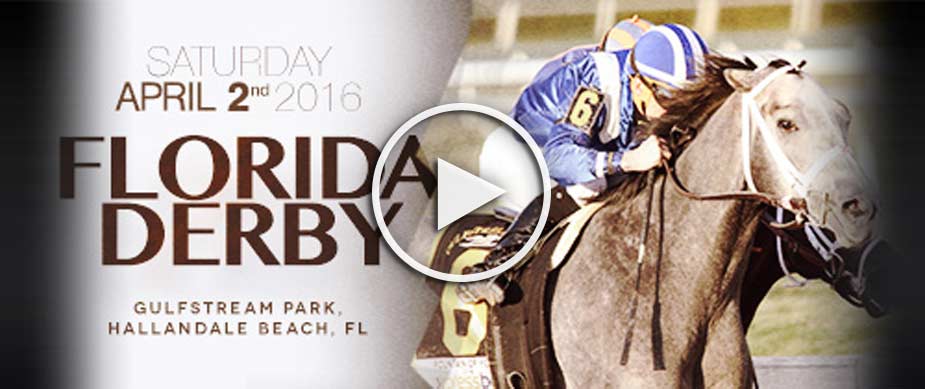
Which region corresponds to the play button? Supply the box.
[371,103,551,283]
[436,158,506,230]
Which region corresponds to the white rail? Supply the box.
[447,48,869,89]
[753,355,874,389]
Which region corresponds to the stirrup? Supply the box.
[457,278,506,306]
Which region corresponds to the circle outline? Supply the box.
[371,103,551,283]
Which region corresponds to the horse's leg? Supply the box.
[700,302,753,388]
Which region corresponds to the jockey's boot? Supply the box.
[456,192,548,306]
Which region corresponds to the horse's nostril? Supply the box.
[841,198,870,219]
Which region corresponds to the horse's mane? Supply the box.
[637,54,762,139]
[600,53,767,202]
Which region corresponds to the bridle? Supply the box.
[666,64,846,221]
[665,63,879,303]
[738,65,852,227]
[662,61,880,246]
[621,62,881,373]
[763,209,882,311]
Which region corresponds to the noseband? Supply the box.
[665,63,879,299]
[738,65,851,226]
[667,64,847,218]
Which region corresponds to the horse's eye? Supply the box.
[777,119,798,132]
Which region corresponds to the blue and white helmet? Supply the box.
[630,23,709,88]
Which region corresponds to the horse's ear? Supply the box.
[723,68,757,91]
[744,56,757,69]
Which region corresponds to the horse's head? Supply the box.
[724,60,877,250]
[725,60,890,315]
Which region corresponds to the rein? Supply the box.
[661,64,849,227]
[609,61,877,385]
[619,171,657,368]
[663,159,781,206]
[659,63,878,300]
[663,159,806,230]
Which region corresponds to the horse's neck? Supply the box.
[675,94,748,196]
[666,93,764,303]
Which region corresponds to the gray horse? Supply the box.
[550,56,876,388]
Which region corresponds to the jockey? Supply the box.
[460,23,710,305]
[519,15,653,146]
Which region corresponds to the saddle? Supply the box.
[413,194,608,388]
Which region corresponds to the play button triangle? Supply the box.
[436,158,506,230]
